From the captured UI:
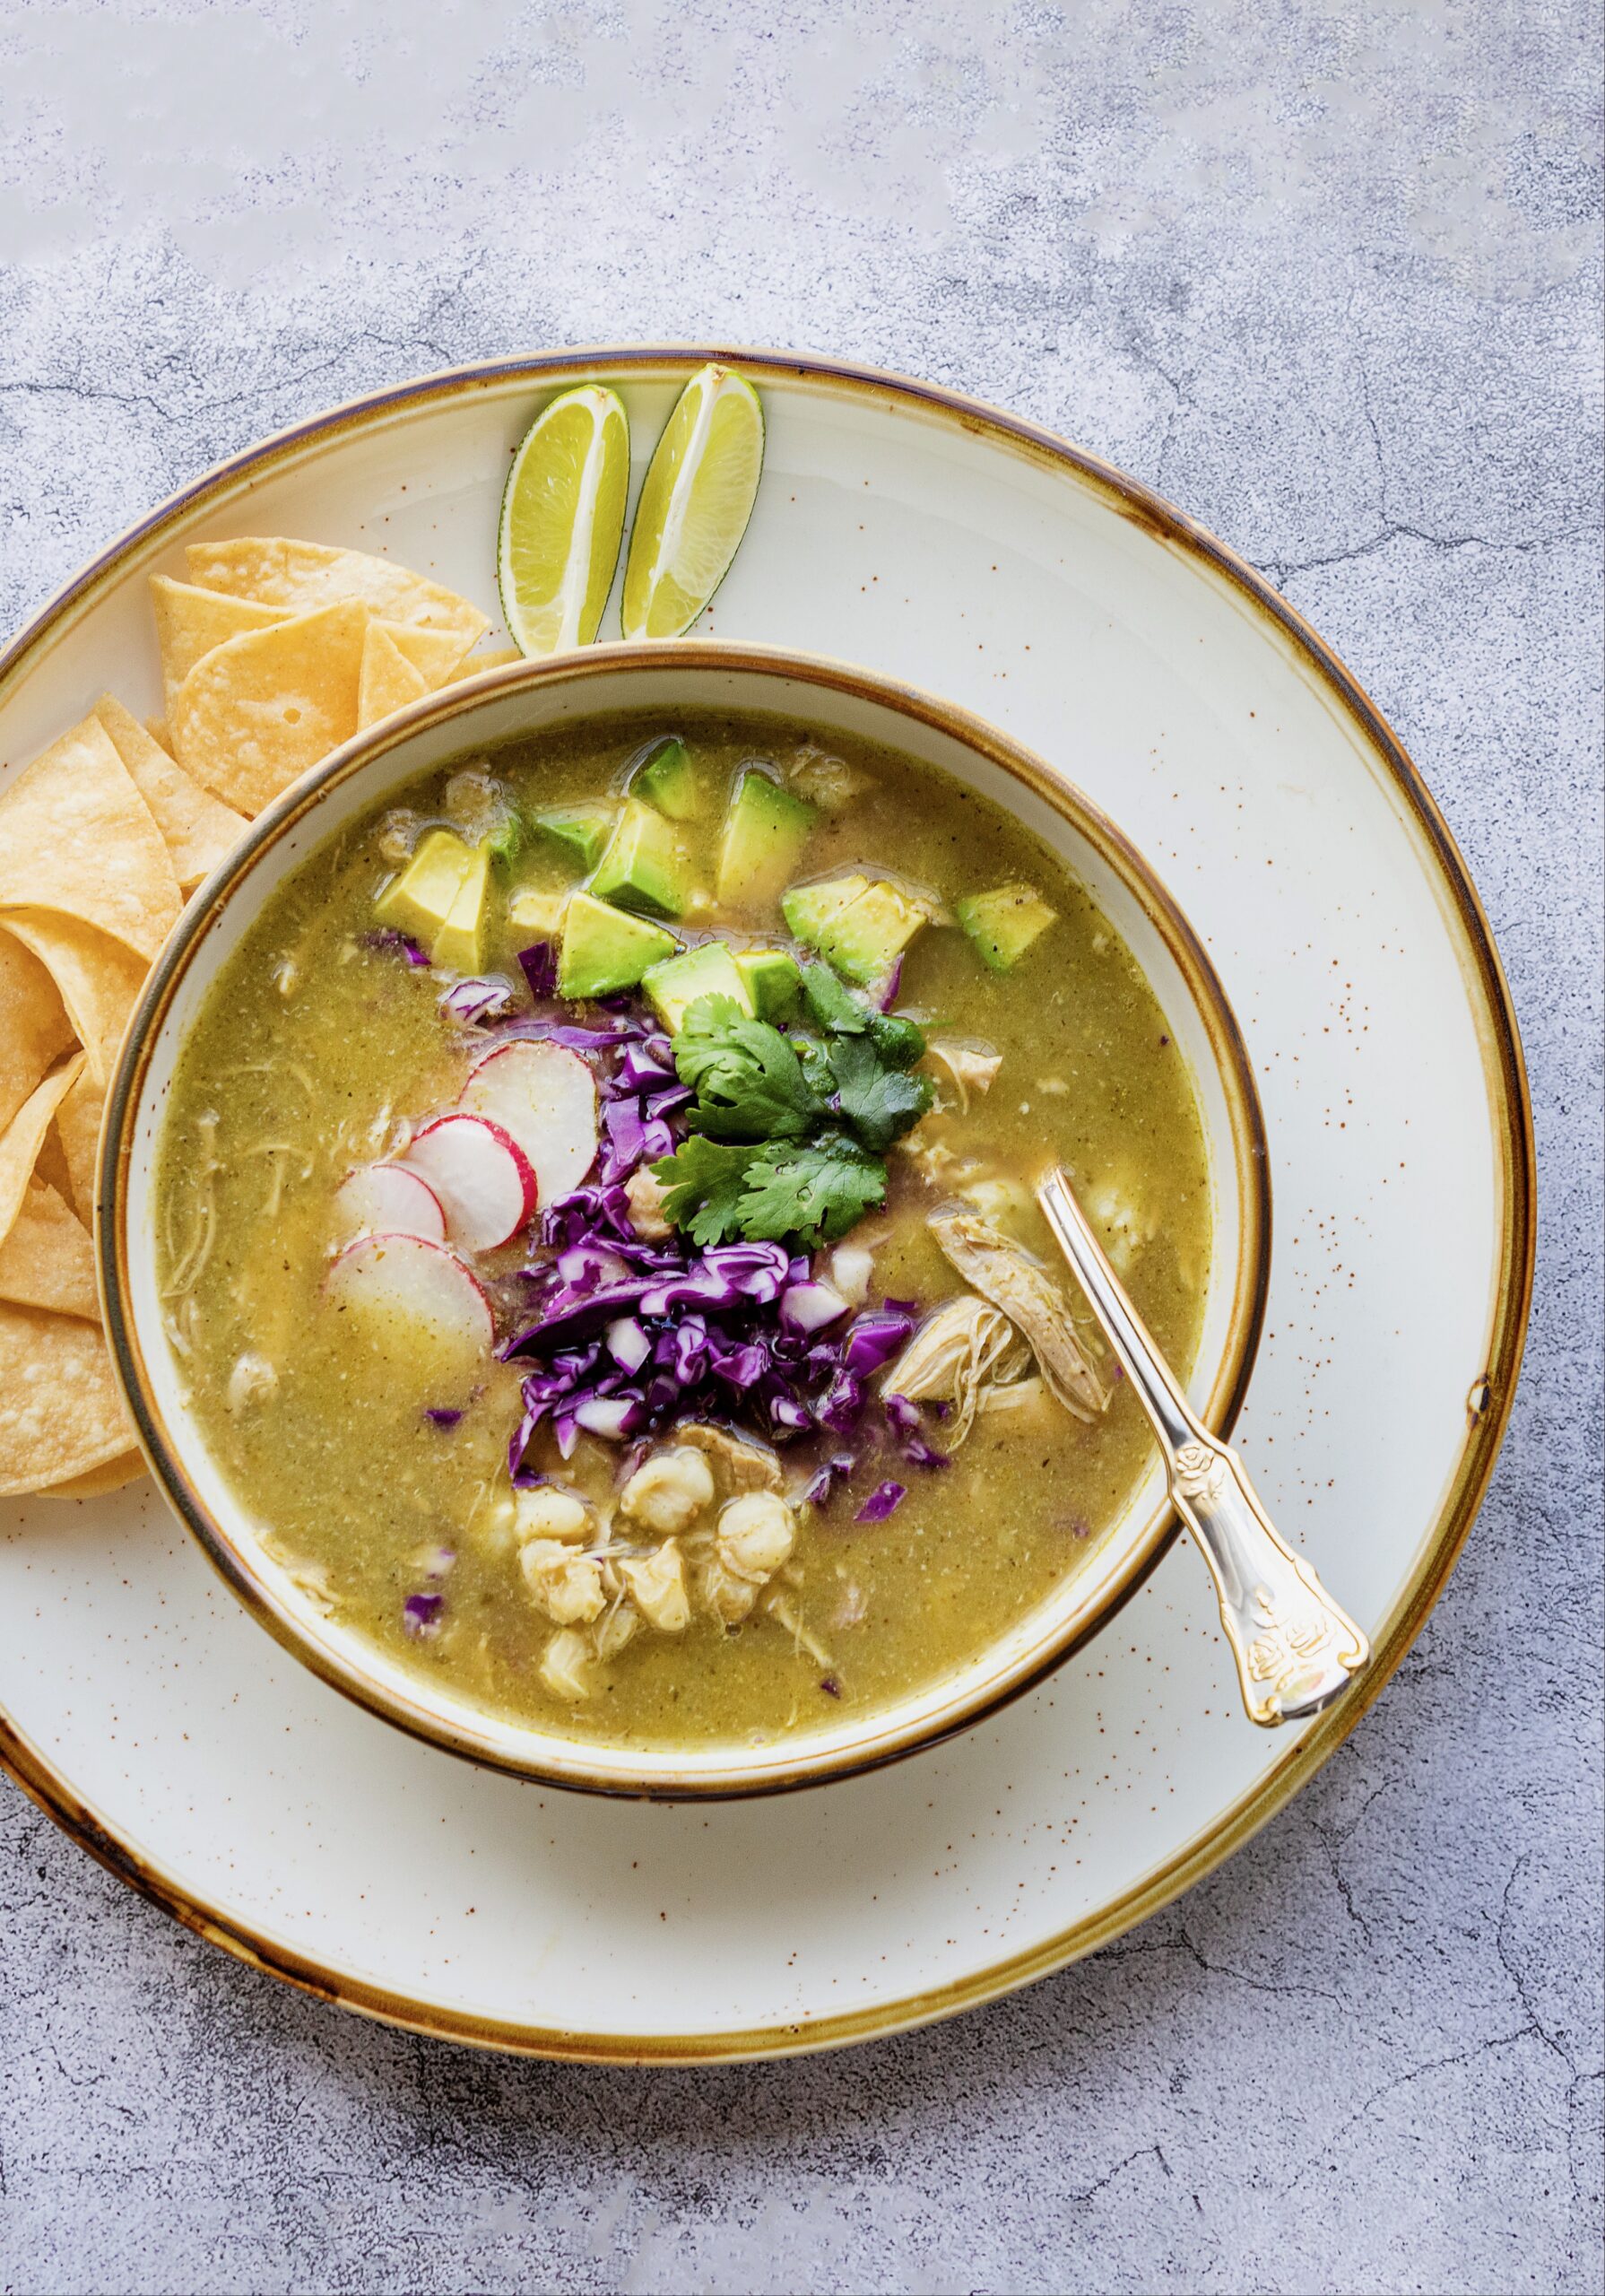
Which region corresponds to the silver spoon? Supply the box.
[1037,1166,1370,1726]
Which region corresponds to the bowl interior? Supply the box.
[107,646,1267,1796]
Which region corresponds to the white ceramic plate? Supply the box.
[0,351,1531,2060]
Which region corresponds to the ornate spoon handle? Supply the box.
[1037,1167,1369,1726]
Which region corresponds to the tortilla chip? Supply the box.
[93,694,248,891]
[54,1067,105,1219]
[454,645,525,678]
[170,600,369,815]
[0,1299,134,1495]
[31,1118,76,1211]
[38,1449,145,1497]
[0,927,75,1135]
[381,622,473,687]
[0,1054,85,1247]
[0,714,181,963]
[186,536,488,648]
[357,621,431,731]
[0,912,145,1088]
[149,576,289,718]
[0,1178,99,1319]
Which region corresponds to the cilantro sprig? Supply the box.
[652,963,933,1247]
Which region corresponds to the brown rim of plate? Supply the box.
[0,346,1535,2064]
[97,640,1272,1798]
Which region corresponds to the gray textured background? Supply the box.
[2,6,1601,2292]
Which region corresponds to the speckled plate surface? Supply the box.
[0,350,1531,2061]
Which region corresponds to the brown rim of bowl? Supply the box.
[0,345,1533,2063]
[98,639,1271,1800]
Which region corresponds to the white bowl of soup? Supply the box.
[102,645,1269,1798]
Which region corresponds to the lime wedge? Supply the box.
[621,365,763,641]
[499,385,629,656]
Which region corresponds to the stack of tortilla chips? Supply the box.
[1,537,504,1498]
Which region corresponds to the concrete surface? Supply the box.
[1,5,1600,2292]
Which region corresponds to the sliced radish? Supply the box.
[403,1113,538,1253]
[332,1161,447,1247]
[459,1040,598,1207]
[325,1233,493,1369]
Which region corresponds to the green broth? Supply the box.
[158,709,1211,1750]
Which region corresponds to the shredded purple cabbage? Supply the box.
[440,976,515,1024]
[403,1591,445,1636]
[572,1394,646,1439]
[707,1336,768,1387]
[366,927,429,967]
[422,1405,463,1428]
[802,1454,857,1508]
[486,991,930,1483]
[517,941,559,998]
[855,1481,907,1523]
[618,1039,677,1091]
[884,1390,950,1469]
[816,1368,865,1434]
[843,1309,914,1375]
[486,1015,644,1052]
[605,1316,652,1373]
[780,1280,849,1335]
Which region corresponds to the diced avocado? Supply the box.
[559,890,679,999]
[780,874,869,948]
[482,813,524,870]
[734,946,803,1022]
[590,801,691,919]
[507,885,572,937]
[534,804,615,871]
[374,828,478,943]
[956,883,1057,971]
[716,770,816,908]
[629,735,704,822]
[429,845,490,973]
[785,875,926,987]
[642,942,755,1034]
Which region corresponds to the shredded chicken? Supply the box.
[225,1351,278,1413]
[1084,1174,1158,1275]
[832,1579,867,1631]
[767,1591,836,1669]
[785,745,874,813]
[377,807,421,865]
[929,1210,1108,1422]
[623,1166,672,1240]
[957,1173,1033,1230]
[897,1123,961,1185]
[540,1628,594,1701]
[679,1422,783,1492]
[883,1292,1030,1449]
[926,1037,1002,1113]
[441,764,504,841]
[162,1111,221,1299]
[828,1241,874,1307]
[592,1600,639,1661]
[977,1373,1049,1418]
[261,1534,335,1616]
